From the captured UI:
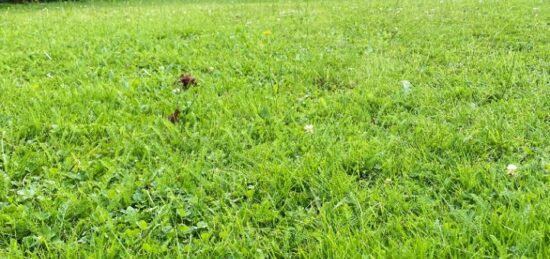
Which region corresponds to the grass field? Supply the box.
[1,0,550,257]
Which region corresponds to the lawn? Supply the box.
[1,0,549,257]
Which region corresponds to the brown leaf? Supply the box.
[168,109,181,123]
[177,74,197,89]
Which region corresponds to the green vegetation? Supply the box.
[1,0,549,257]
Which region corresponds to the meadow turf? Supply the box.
[1,0,550,257]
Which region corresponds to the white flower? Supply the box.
[172,88,181,95]
[402,80,412,94]
[506,164,518,176]
[304,124,314,134]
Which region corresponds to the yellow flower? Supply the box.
[262,30,272,36]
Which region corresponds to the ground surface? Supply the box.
[1,0,549,257]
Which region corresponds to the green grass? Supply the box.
[1,0,550,257]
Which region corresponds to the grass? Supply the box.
[1,0,549,257]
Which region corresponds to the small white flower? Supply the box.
[402,80,412,94]
[172,88,181,95]
[506,164,518,176]
[297,94,310,104]
[304,124,314,134]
